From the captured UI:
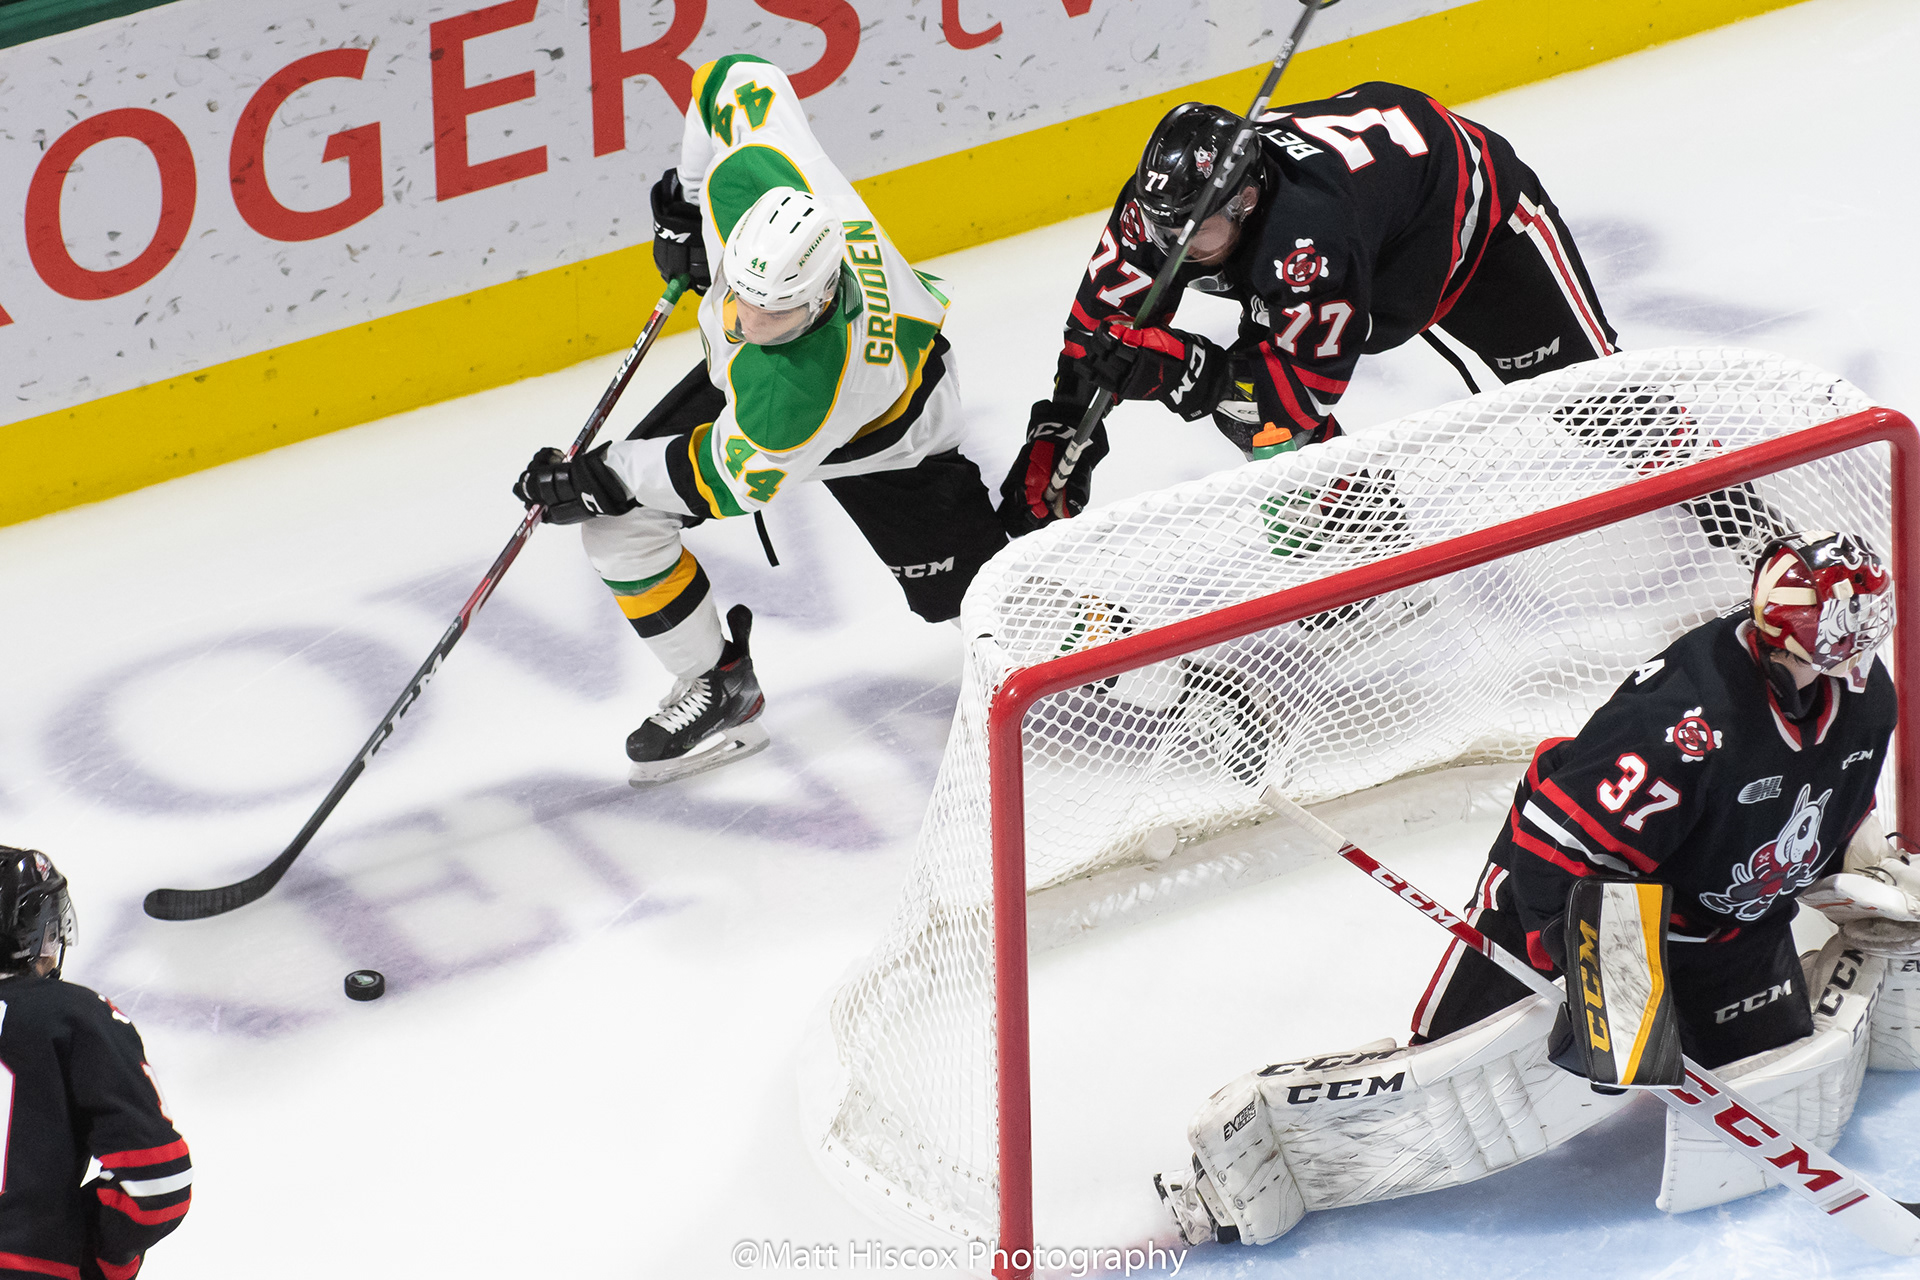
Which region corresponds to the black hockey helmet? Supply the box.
[1,846,75,977]
[1134,102,1265,250]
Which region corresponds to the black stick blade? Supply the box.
[143,854,294,921]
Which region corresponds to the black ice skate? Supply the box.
[627,604,769,788]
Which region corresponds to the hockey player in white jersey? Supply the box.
[514,56,1005,785]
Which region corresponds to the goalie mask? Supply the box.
[1134,102,1264,261]
[719,186,844,347]
[1,846,76,978]
[1751,531,1894,675]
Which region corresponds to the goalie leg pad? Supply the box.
[1186,998,1632,1244]
[1657,934,1885,1213]
[1871,954,1920,1070]
[1185,1070,1307,1245]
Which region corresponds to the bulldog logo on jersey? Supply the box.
[1279,239,1329,293]
[1701,784,1832,920]
[1664,707,1722,761]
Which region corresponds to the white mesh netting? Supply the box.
[805,349,1892,1242]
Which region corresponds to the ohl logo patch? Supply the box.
[1279,238,1329,293]
[1664,706,1722,761]
[1701,783,1831,920]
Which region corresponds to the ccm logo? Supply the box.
[889,557,955,579]
[1715,978,1793,1024]
[1815,951,1864,1017]
[1282,1073,1406,1105]
[1258,1048,1401,1078]
[1493,336,1561,370]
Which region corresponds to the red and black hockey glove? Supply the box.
[513,443,637,524]
[996,401,1111,538]
[651,168,710,295]
[1081,318,1228,420]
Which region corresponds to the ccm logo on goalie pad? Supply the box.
[1256,1048,1402,1078]
[1814,949,1866,1019]
[1276,1074,1407,1105]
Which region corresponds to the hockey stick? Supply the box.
[143,277,694,922]
[1260,787,1920,1255]
[1038,0,1338,516]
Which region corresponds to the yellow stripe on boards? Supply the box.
[614,549,701,620]
[0,0,1810,527]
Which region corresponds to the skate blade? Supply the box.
[628,723,771,789]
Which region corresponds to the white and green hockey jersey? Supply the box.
[604,55,954,520]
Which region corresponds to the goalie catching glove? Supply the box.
[1081,317,1229,420]
[997,401,1110,537]
[513,443,637,524]
[1803,853,1920,957]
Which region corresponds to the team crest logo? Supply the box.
[1119,199,1148,248]
[1664,707,1721,761]
[1701,784,1831,920]
[1193,144,1217,179]
[1279,239,1328,293]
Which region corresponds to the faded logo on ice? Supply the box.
[1701,783,1831,920]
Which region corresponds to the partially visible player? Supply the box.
[1154,531,1918,1246]
[1001,84,1618,532]
[515,55,1005,785]
[0,847,192,1278]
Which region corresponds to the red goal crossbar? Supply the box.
[983,407,1920,1278]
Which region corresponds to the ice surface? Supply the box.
[1,1,1917,1275]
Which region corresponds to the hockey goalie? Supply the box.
[1156,531,1920,1245]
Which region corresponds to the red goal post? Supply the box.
[984,406,1920,1276]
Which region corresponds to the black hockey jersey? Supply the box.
[1496,612,1897,968]
[1060,82,1537,454]
[0,974,190,1280]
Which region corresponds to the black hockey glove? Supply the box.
[650,168,710,295]
[1081,318,1228,421]
[513,443,637,524]
[996,400,1111,538]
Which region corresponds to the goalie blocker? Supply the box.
[1546,878,1683,1091]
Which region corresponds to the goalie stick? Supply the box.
[1038,0,1340,516]
[143,277,693,922]
[1259,786,1920,1256]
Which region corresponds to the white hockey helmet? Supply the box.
[719,186,844,346]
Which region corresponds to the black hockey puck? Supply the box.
[344,970,386,1001]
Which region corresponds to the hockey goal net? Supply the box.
[802,349,1918,1268]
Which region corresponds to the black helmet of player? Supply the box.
[0,846,76,978]
[1134,102,1264,265]
[1751,531,1894,679]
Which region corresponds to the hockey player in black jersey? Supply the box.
[1001,83,1618,533]
[0,848,191,1280]
[1412,531,1898,1068]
